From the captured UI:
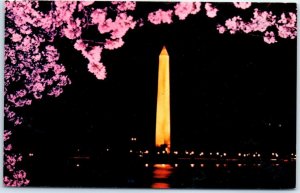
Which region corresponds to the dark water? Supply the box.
[27,156,296,189]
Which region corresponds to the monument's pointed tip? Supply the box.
[160,46,168,56]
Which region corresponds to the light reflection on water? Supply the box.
[145,163,281,189]
[149,162,265,188]
[151,164,173,188]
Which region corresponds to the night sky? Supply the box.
[11,2,296,168]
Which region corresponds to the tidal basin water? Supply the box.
[27,156,295,188]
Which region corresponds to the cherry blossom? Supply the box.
[11,33,22,42]
[217,7,296,43]
[77,45,107,80]
[217,25,226,34]
[104,38,125,50]
[110,13,136,39]
[5,32,70,124]
[3,130,30,186]
[114,1,136,11]
[148,2,203,25]
[277,12,297,39]
[234,2,252,9]
[264,31,277,44]
[63,19,82,40]
[98,18,113,34]
[81,1,94,7]
[91,9,107,25]
[174,2,201,20]
[148,9,173,24]
[205,3,218,18]
[5,1,73,186]
[74,39,87,51]
[73,2,137,80]
[88,62,107,80]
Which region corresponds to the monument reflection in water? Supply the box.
[151,164,173,188]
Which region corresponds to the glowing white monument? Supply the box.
[155,46,171,153]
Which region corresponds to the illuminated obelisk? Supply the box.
[155,46,171,153]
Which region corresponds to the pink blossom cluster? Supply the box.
[4,130,12,142]
[63,18,82,40]
[74,3,138,80]
[74,40,107,80]
[233,2,252,9]
[217,8,296,44]
[76,2,137,79]
[51,1,107,79]
[108,13,137,39]
[91,8,107,25]
[3,1,137,186]
[53,1,81,35]
[5,1,73,186]
[223,9,276,34]
[81,1,94,7]
[205,3,218,18]
[216,25,226,34]
[276,12,297,39]
[92,3,137,37]
[264,31,277,44]
[5,2,48,32]
[5,35,70,124]
[5,1,79,40]
[4,170,30,187]
[77,1,95,12]
[104,38,125,50]
[3,130,30,186]
[88,62,107,80]
[174,2,201,20]
[113,1,136,12]
[5,2,71,125]
[4,2,140,183]
[148,9,173,24]
[148,2,203,25]
[148,2,219,25]
[5,154,22,173]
